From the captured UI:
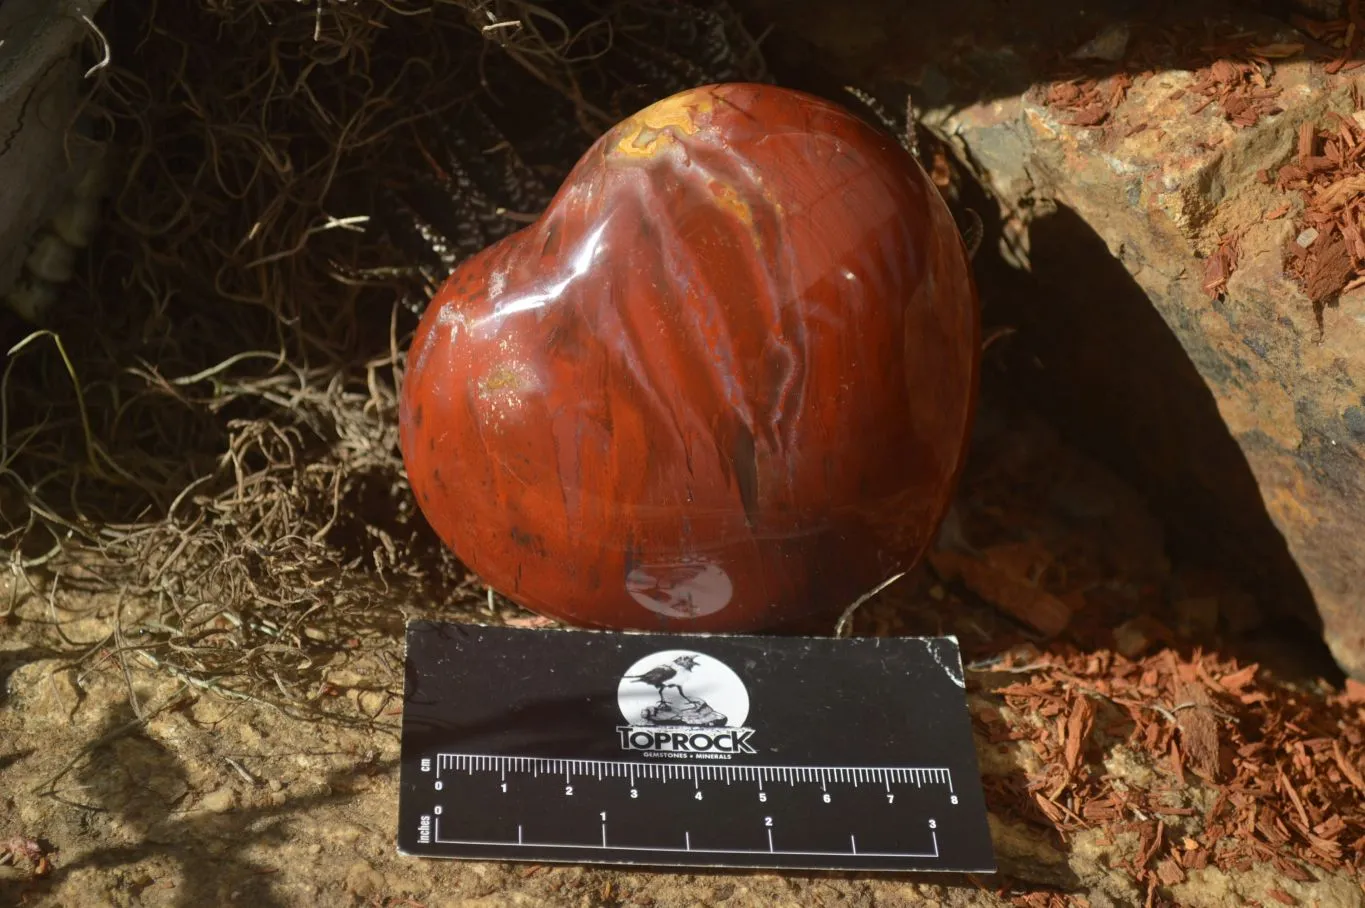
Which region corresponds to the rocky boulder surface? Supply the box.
[739,0,1365,679]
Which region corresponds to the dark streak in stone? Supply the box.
[733,421,760,529]
[509,527,547,557]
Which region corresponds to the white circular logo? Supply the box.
[624,559,733,619]
[616,649,750,728]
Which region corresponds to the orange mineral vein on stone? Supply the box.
[399,82,981,633]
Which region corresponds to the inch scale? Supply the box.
[406,752,963,870]
[396,623,996,873]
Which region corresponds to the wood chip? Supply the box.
[1248,42,1305,59]
[1175,679,1222,782]
[1282,112,1365,305]
[1063,695,1096,779]
[1202,232,1241,299]
[1155,857,1186,885]
[1333,740,1365,793]
[1042,74,1133,128]
[927,547,1073,637]
[1186,51,1283,128]
[1313,173,1365,211]
[1303,232,1353,303]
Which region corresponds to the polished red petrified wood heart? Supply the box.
[399,82,980,633]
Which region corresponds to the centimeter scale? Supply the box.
[397,622,995,873]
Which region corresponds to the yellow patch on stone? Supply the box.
[614,90,713,158]
[478,364,528,395]
[709,179,754,230]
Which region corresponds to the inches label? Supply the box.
[397,622,996,873]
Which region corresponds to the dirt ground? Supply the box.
[4,387,1363,908]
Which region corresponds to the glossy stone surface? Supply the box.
[399,82,980,633]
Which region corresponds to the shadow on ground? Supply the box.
[1,698,397,908]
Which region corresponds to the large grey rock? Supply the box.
[936,65,1365,678]
[737,0,1365,678]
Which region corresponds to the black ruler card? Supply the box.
[397,622,995,873]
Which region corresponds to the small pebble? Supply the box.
[345,860,384,898]
[199,787,236,813]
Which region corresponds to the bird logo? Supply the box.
[619,652,737,727]
[625,654,702,701]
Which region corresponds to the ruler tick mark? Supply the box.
[767,829,774,852]
[851,835,857,854]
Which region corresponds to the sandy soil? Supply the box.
[4,397,1362,908]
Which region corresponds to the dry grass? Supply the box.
[1,0,768,713]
